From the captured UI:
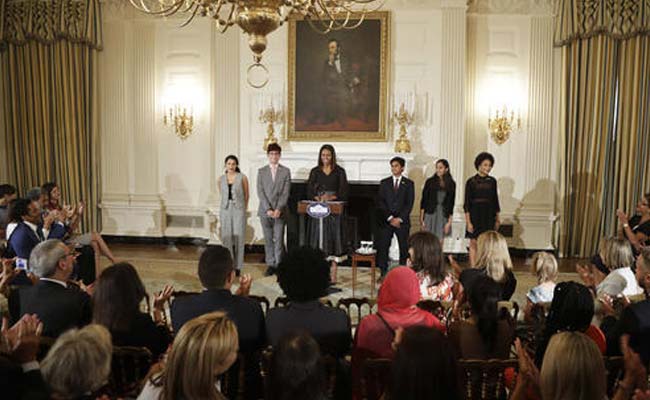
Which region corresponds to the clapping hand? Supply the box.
[235,274,253,296]
[1,314,43,364]
[0,258,17,289]
[153,285,174,311]
[617,209,629,225]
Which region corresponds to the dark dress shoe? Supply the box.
[264,267,276,277]
[235,269,241,277]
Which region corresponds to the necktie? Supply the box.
[37,228,45,241]
[393,179,399,192]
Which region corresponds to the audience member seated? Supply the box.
[352,267,444,399]
[266,246,351,357]
[596,237,642,297]
[513,332,645,400]
[459,230,517,301]
[41,324,112,400]
[0,314,49,399]
[41,182,117,268]
[407,231,456,301]
[9,239,92,337]
[387,325,460,400]
[0,184,17,240]
[138,311,238,400]
[6,198,66,285]
[93,262,172,360]
[602,247,650,365]
[534,281,602,366]
[449,275,514,359]
[171,245,264,399]
[523,252,558,321]
[616,192,650,254]
[268,332,328,400]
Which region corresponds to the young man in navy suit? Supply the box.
[376,157,415,276]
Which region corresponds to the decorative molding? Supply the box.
[467,0,553,15]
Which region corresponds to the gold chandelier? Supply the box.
[128,0,384,87]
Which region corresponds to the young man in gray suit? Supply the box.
[257,143,291,276]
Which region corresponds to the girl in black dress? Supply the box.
[464,152,500,266]
[307,144,349,284]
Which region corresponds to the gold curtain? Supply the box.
[0,0,102,231]
[559,35,619,257]
[556,0,650,256]
[609,35,650,226]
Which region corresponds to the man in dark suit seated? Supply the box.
[9,239,92,338]
[376,157,415,277]
[6,198,67,285]
[266,246,351,357]
[171,245,265,399]
[602,247,650,365]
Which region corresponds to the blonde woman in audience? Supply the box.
[512,333,647,400]
[41,324,113,400]
[138,311,239,400]
[596,237,642,297]
[523,252,558,321]
[459,230,517,300]
[407,231,456,301]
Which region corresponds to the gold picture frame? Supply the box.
[287,11,391,142]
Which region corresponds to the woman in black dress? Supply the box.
[307,144,349,284]
[464,152,500,266]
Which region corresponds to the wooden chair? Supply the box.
[458,358,518,400]
[361,358,391,400]
[604,356,624,397]
[108,346,153,398]
[497,301,519,321]
[248,295,271,315]
[336,297,376,328]
[274,296,333,308]
[261,347,338,399]
[217,352,264,400]
[161,290,200,328]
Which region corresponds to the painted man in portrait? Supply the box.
[321,38,360,127]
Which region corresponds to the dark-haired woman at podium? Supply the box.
[307,144,349,284]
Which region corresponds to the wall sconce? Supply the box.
[488,105,521,145]
[163,105,194,140]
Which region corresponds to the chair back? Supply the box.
[337,297,377,327]
[162,290,200,328]
[605,356,624,397]
[217,352,263,400]
[497,301,519,321]
[261,347,337,399]
[248,295,271,315]
[108,346,153,398]
[361,358,391,400]
[274,296,333,308]
[458,358,518,400]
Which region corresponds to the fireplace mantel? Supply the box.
[255,152,416,182]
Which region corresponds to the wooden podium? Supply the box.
[297,200,345,249]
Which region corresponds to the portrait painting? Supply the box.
[287,12,390,141]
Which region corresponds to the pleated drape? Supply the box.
[0,0,102,231]
[556,0,650,257]
[559,36,619,257]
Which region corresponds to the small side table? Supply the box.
[350,252,377,298]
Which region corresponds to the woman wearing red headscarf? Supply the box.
[351,267,445,399]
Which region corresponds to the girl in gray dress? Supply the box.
[219,155,249,274]
[419,159,456,242]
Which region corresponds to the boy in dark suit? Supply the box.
[376,157,415,276]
